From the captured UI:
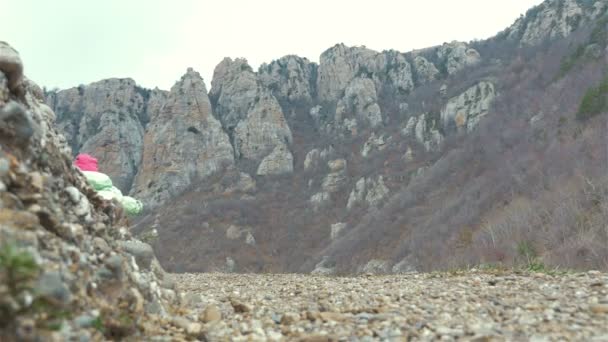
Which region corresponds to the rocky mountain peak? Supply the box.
[131,68,235,208]
[503,0,607,45]
[258,55,317,105]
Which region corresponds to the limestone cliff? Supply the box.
[131,68,235,208]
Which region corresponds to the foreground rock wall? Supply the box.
[0,41,199,341]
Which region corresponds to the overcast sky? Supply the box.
[3,0,544,91]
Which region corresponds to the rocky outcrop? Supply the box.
[504,0,604,45]
[413,56,440,84]
[258,55,316,105]
[131,68,235,208]
[330,222,346,240]
[0,43,191,340]
[358,259,390,274]
[335,77,383,131]
[441,81,496,133]
[361,132,389,157]
[346,176,390,210]
[210,58,294,170]
[402,113,443,152]
[436,42,481,75]
[257,145,294,176]
[321,159,347,193]
[310,191,331,211]
[48,78,149,192]
[317,44,414,104]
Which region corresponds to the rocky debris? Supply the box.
[330,222,346,240]
[0,42,192,341]
[505,0,601,45]
[258,55,316,104]
[174,271,608,340]
[347,176,390,210]
[131,68,234,208]
[257,145,294,176]
[441,81,496,133]
[402,113,444,152]
[361,132,389,157]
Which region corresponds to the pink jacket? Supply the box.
[74,153,98,172]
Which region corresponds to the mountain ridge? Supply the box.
[47,0,608,274]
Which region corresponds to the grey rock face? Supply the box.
[436,42,481,75]
[347,176,390,210]
[330,222,346,240]
[505,0,600,45]
[317,44,414,105]
[413,56,440,84]
[321,159,347,193]
[210,58,294,172]
[441,81,496,133]
[258,55,316,104]
[361,133,389,157]
[131,68,235,208]
[310,191,331,212]
[49,78,148,192]
[336,77,383,131]
[402,113,443,152]
[257,145,294,176]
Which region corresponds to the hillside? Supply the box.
[46,0,608,274]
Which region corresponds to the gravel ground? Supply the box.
[172,271,608,341]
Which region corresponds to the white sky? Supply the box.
[2,0,544,91]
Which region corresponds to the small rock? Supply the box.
[280,312,300,325]
[29,172,43,191]
[64,186,81,204]
[200,305,222,323]
[119,240,154,270]
[319,312,346,322]
[230,297,252,313]
[36,271,71,305]
[92,237,111,254]
[74,314,96,328]
[590,304,608,314]
[105,255,124,278]
[0,101,33,144]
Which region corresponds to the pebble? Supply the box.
[200,305,222,323]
